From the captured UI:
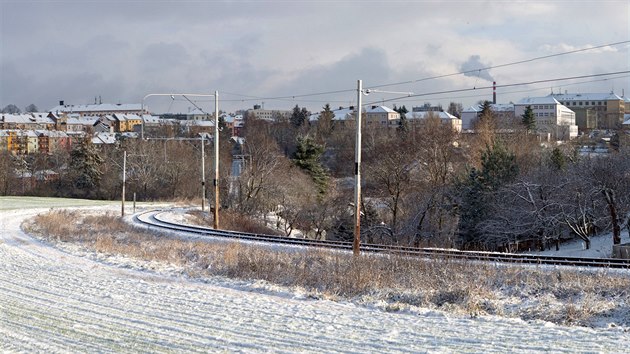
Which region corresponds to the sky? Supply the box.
[1,0,629,114]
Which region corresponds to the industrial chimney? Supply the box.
[492,82,496,104]
[59,100,65,106]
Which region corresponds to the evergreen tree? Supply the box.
[521,105,536,132]
[610,132,620,151]
[292,136,328,196]
[458,168,487,247]
[1,104,20,114]
[549,147,566,170]
[70,138,104,197]
[394,105,409,134]
[24,104,38,113]
[317,104,334,140]
[290,105,309,128]
[479,142,519,190]
[458,142,519,248]
[447,102,463,118]
[477,101,493,122]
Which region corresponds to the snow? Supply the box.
[526,231,630,258]
[2,197,630,352]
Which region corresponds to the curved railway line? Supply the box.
[134,209,630,269]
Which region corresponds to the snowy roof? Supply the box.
[516,96,562,105]
[0,113,55,124]
[92,132,117,145]
[623,114,630,125]
[180,120,216,127]
[462,104,514,113]
[141,115,162,124]
[551,92,624,102]
[309,107,356,121]
[49,103,143,113]
[34,130,69,138]
[366,106,396,114]
[406,111,460,120]
[67,116,100,125]
[187,108,207,116]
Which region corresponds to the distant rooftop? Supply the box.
[49,103,143,113]
[550,92,624,101]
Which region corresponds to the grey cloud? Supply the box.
[460,55,495,82]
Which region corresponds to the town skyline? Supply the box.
[1,0,629,114]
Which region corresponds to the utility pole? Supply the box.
[354,79,362,255]
[213,90,220,229]
[201,135,206,212]
[121,150,126,217]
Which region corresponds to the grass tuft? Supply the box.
[24,210,630,329]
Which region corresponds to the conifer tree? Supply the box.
[317,104,334,140]
[521,105,536,133]
[458,142,518,247]
[292,136,328,196]
[70,138,104,197]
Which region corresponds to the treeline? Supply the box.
[2,103,629,251]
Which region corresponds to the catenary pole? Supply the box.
[213,91,220,229]
[121,150,126,217]
[354,80,362,255]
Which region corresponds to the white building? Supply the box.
[365,105,400,128]
[406,111,462,132]
[514,96,578,140]
[461,104,514,130]
[308,107,356,123]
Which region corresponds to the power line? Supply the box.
[370,40,630,90]
[390,73,630,104]
[218,40,630,104]
[364,70,630,107]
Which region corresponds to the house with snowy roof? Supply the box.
[2,129,39,154]
[65,115,101,133]
[308,107,356,124]
[514,96,578,140]
[35,130,71,154]
[49,101,145,117]
[0,113,56,130]
[180,119,215,136]
[551,92,627,131]
[92,132,117,145]
[365,105,400,128]
[405,111,463,132]
[461,104,515,130]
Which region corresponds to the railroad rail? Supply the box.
[133,209,630,269]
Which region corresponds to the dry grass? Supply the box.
[185,209,282,235]
[24,210,630,328]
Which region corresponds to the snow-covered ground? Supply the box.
[2,197,630,352]
[526,231,630,258]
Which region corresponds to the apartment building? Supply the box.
[551,92,626,130]
[514,96,578,140]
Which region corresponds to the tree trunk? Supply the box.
[603,189,622,245]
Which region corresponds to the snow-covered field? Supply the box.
[1,197,630,353]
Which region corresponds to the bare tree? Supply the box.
[364,136,418,238]
[232,119,289,215]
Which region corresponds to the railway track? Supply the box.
[134,209,630,269]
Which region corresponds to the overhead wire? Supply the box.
[217,40,630,104]
[363,70,630,107]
